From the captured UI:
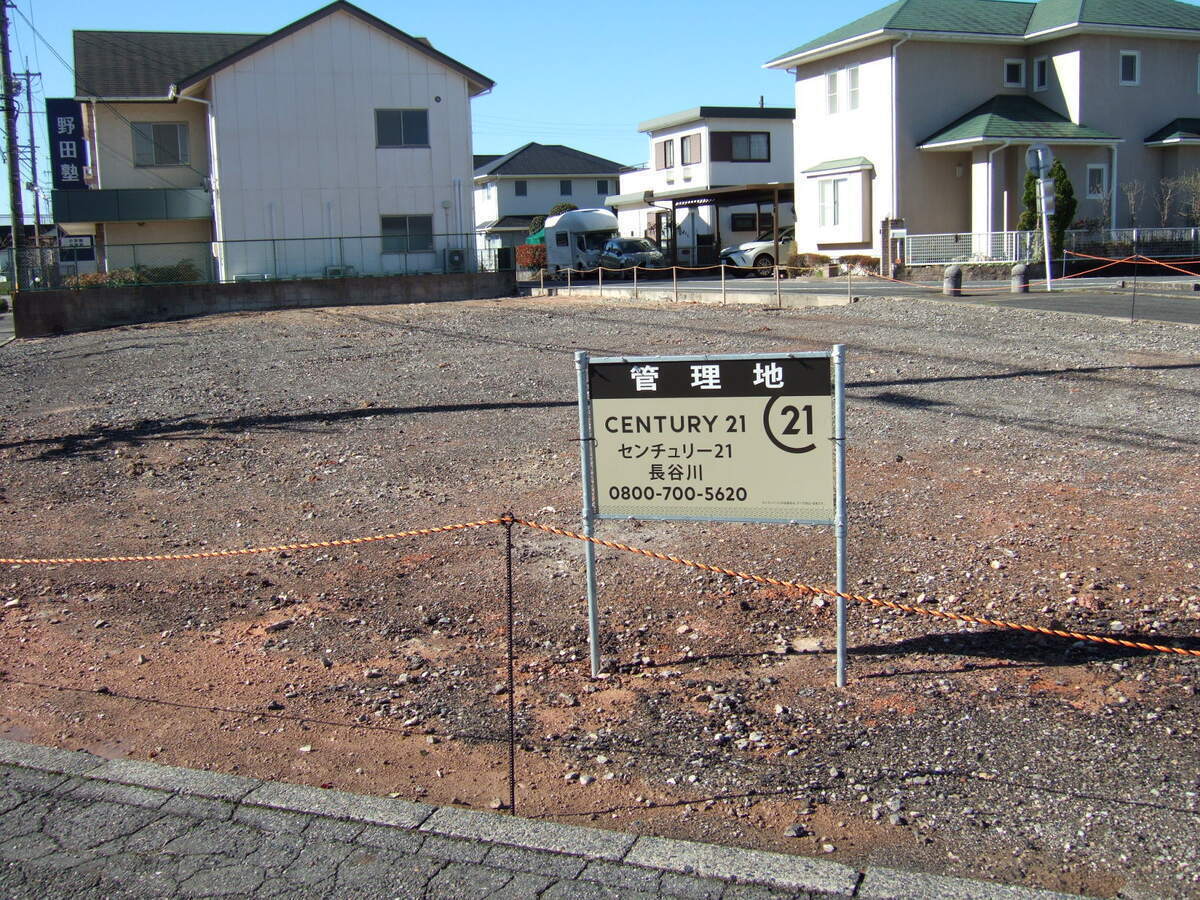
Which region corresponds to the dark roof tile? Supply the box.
[475,142,624,176]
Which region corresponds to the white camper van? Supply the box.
[544,208,619,274]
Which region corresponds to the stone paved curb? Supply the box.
[0,738,1082,898]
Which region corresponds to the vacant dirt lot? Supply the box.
[1,294,1197,898]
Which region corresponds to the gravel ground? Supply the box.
[0,294,1198,899]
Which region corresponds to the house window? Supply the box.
[381,215,434,253]
[655,139,674,170]
[1034,57,1048,91]
[826,71,839,114]
[1086,164,1108,199]
[376,109,429,147]
[680,133,701,165]
[132,122,188,166]
[730,212,773,232]
[818,178,845,228]
[1120,50,1140,86]
[848,66,860,110]
[1004,59,1025,87]
[515,180,527,196]
[730,132,770,162]
[559,179,573,196]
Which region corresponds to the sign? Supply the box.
[46,98,89,191]
[60,235,92,249]
[1025,143,1053,179]
[586,353,835,523]
[1039,177,1056,216]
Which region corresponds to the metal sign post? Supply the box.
[575,351,603,676]
[1026,143,1055,293]
[575,348,849,684]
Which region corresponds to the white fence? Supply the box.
[905,227,1200,265]
[903,231,1039,265]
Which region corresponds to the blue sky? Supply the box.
[5,0,886,217]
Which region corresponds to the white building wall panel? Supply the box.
[210,8,476,277]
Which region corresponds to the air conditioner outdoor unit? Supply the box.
[445,248,467,273]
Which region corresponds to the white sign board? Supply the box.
[585,353,835,524]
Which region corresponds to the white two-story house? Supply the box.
[608,107,795,266]
[473,142,624,256]
[52,1,493,281]
[765,0,1200,266]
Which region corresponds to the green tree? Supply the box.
[1017,160,1077,258]
[528,215,545,235]
[548,201,578,218]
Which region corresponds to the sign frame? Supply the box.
[575,347,850,685]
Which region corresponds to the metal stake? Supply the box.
[575,351,602,677]
[832,344,848,687]
[721,263,726,304]
[504,513,516,814]
[672,265,678,303]
[633,264,638,300]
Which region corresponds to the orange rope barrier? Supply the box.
[0,519,504,565]
[512,517,1200,659]
[2,512,1196,659]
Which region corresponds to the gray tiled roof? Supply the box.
[73,2,494,100]
[74,31,264,97]
[474,143,625,176]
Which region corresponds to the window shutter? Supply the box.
[710,132,732,162]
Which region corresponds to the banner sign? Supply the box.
[586,353,835,523]
[46,98,89,191]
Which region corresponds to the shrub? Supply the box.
[838,254,880,274]
[516,244,546,269]
[528,215,546,235]
[64,259,204,289]
[548,202,578,218]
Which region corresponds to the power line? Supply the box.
[11,5,212,187]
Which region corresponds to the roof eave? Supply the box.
[77,94,176,102]
[1146,138,1200,147]
[764,30,890,69]
[1026,23,1200,43]
[920,136,1123,150]
[765,28,1033,70]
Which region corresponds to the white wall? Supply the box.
[792,43,893,254]
[209,8,478,277]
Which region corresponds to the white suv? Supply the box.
[718,226,795,276]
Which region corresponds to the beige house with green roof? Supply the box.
[766,0,1200,265]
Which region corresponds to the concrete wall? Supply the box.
[14,271,516,339]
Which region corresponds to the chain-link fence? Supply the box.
[6,233,509,292]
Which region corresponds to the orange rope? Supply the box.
[512,518,1200,659]
[0,519,504,565]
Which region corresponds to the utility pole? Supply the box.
[19,69,40,239]
[17,67,43,283]
[0,0,25,289]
